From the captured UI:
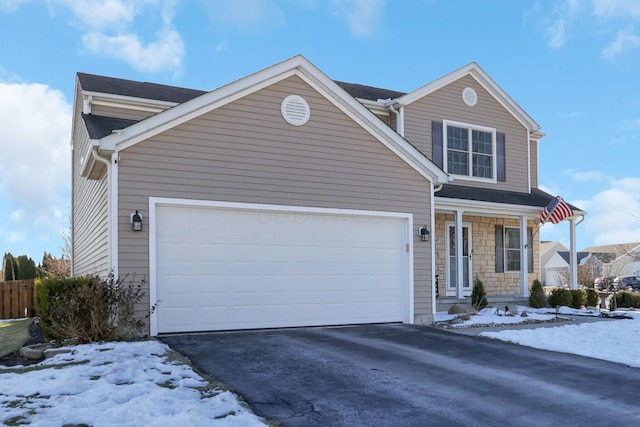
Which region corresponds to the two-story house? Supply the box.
[71,55,582,336]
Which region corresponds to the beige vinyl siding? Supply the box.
[90,104,159,121]
[117,75,434,324]
[404,75,530,193]
[72,83,110,277]
[530,138,538,188]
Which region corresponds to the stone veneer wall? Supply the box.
[434,213,540,296]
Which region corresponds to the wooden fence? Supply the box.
[0,279,36,319]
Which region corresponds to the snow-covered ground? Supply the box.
[0,340,266,426]
[2,308,639,425]
[436,306,640,368]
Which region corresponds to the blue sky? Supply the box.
[1,0,640,262]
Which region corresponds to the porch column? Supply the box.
[520,215,529,297]
[569,218,577,289]
[455,209,464,299]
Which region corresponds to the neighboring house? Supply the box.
[540,240,568,284]
[583,242,640,278]
[71,55,583,336]
[542,251,597,287]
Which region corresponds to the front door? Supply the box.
[446,222,473,296]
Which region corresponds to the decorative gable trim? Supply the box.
[396,62,540,132]
[97,55,450,185]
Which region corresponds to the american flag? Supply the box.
[541,196,574,224]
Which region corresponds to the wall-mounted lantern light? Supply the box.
[418,225,430,242]
[130,210,143,232]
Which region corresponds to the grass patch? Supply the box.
[0,319,32,358]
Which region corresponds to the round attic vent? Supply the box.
[462,87,477,107]
[281,95,310,126]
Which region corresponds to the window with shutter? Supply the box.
[439,119,498,182]
[495,225,534,273]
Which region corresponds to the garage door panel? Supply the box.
[155,204,409,333]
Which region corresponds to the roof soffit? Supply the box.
[396,62,540,132]
[97,55,449,184]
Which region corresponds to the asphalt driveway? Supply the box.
[160,324,640,426]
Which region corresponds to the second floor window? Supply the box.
[444,120,496,181]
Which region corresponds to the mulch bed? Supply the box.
[0,319,47,367]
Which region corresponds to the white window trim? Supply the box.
[443,119,497,183]
[504,226,521,272]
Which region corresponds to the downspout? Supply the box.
[91,146,113,274]
[91,145,110,169]
[386,100,404,137]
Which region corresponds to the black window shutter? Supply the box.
[527,227,534,273]
[495,225,504,273]
[432,121,443,168]
[497,132,506,182]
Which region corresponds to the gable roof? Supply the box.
[83,55,449,185]
[395,62,540,132]
[581,243,640,258]
[557,251,591,266]
[77,72,205,104]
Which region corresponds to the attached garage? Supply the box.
[150,199,414,334]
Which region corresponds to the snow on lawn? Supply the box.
[0,340,266,427]
[437,306,640,369]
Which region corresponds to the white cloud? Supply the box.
[331,0,385,38]
[547,18,567,49]
[1,0,185,74]
[592,0,640,20]
[206,0,285,34]
[575,178,640,247]
[0,0,29,12]
[564,169,610,183]
[601,28,640,59]
[82,29,184,74]
[0,80,71,255]
[54,0,137,31]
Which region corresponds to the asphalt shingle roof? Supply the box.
[435,185,569,209]
[77,72,206,104]
[81,114,139,139]
[78,72,407,104]
[334,81,406,101]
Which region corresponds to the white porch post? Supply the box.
[570,218,577,289]
[455,209,464,299]
[520,215,529,297]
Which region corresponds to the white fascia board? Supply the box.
[98,54,449,184]
[83,90,177,113]
[396,62,540,132]
[99,57,308,152]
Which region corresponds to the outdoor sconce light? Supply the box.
[418,225,430,242]
[130,210,143,232]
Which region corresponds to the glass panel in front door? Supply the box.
[448,225,471,291]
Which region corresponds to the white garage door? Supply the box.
[152,202,411,334]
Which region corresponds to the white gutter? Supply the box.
[385,99,405,137]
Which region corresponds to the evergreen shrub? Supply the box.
[548,288,572,307]
[471,277,488,310]
[585,288,600,307]
[615,291,640,309]
[570,289,587,309]
[529,279,546,308]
